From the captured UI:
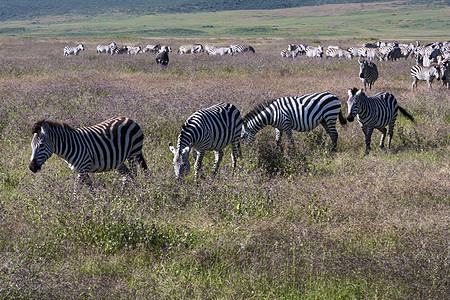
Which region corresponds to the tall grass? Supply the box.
[0,37,448,298]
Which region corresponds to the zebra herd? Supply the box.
[29,88,415,192]
[280,40,450,91]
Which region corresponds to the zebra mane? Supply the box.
[243,100,276,122]
[32,119,75,134]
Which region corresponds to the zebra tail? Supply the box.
[338,111,347,125]
[398,106,415,123]
[137,154,148,170]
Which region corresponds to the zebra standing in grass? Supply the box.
[305,45,324,58]
[230,45,255,54]
[346,88,414,154]
[97,42,117,54]
[358,59,378,90]
[156,47,170,65]
[178,44,204,54]
[242,92,347,152]
[410,63,440,90]
[29,117,148,191]
[168,103,242,179]
[325,47,352,59]
[63,43,84,56]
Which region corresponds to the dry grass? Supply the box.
[0,37,448,298]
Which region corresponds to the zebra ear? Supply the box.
[348,88,358,97]
[356,89,363,96]
[168,142,177,154]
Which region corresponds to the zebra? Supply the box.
[63,43,84,56]
[346,88,415,154]
[358,59,378,90]
[126,45,142,55]
[359,47,383,61]
[410,63,440,90]
[156,47,169,65]
[178,44,203,54]
[112,46,128,55]
[143,44,161,53]
[441,60,449,89]
[305,45,324,58]
[168,103,242,179]
[206,45,233,56]
[29,117,148,192]
[242,92,347,152]
[325,47,352,59]
[97,42,117,54]
[230,45,255,54]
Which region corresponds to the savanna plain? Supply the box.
[0,35,449,298]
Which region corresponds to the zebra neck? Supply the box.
[247,107,275,134]
[49,128,82,159]
[177,130,194,149]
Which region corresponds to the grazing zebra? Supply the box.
[178,44,203,54]
[230,45,255,54]
[325,47,352,59]
[29,117,148,191]
[305,45,324,58]
[143,44,161,53]
[358,59,378,90]
[168,103,242,179]
[97,42,117,54]
[206,45,233,56]
[281,46,301,59]
[346,88,414,154]
[242,92,347,152]
[359,47,383,61]
[127,45,141,55]
[112,46,128,55]
[63,43,84,56]
[156,48,169,65]
[410,63,440,90]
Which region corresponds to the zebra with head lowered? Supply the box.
[346,88,415,154]
[97,42,117,54]
[29,117,148,193]
[178,44,204,54]
[242,92,347,152]
[64,43,84,56]
[169,103,242,180]
[205,45,233,56]
[410,63,440,90]
[305,45,324,58]
[230,44,255,54]
[358,58,378,90]
[156,47,170,65]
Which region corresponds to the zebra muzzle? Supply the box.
[346,115,355,122]
[29,160,42,173]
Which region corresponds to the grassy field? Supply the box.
[0,1,449,39]
[0,35,449,298]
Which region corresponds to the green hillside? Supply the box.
[0,1,448,39]
[0,0,445,21]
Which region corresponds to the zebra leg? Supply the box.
[387,122,395,150]
[117,163,134,188]
[412,78,418,91]
[275,129,284,150]
[194,151,205,179]
[212,150,224,175]
[321,121,338,152]
[378,127,387,149]
[74,173,94,197]
[231,141,241,168]
[362,126,374,154]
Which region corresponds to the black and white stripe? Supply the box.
[242,92,347,152]
[205,45,233,56]
[156,47,170,65]
[346,88,414,154]
[168,103,242,179]
[230,44,255,54]
[325,46,352,59]
[410,63,440,90]
[29,116,147,189]
[358,59,379,90]
[97,42,117,54]
[63,43,84,56]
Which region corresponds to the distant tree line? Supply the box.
[0,0,446,22]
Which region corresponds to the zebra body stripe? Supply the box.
[243,92,345,151]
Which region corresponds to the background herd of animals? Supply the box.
[1,33,449,298]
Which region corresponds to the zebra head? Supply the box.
[29,120,55,173]
[346,88,363,122]
[168,142,191,179]
[358,59,368,78]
